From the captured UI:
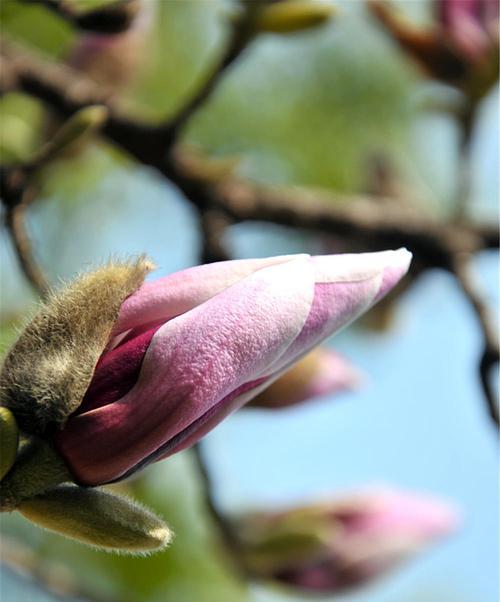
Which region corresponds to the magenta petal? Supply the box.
[77,324,162,413]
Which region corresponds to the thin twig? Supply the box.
[1,40,497,260]
[168,150,498,269]
[454,101,476,220]
[4,203,49,298]
[1,167,49,297]
[162,2,262,144]
[192,443,250,578]
[452,254,499,427]
[199,209,233,263]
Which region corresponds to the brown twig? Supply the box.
[454,100,476,220]
[199,209,233,264]
[452,254,499,427]
[4,203,49,298]
[0,167,49,297]
[0,39,169,168]
[192,443,249,578]
[161,2,263,145]
[2,40,495,261]
[168,150,498,269]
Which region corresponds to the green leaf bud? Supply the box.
[255,1,336,34]
[0,407,19,480]
[33,105,108,165]
[19,485,173,554]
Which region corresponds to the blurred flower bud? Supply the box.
[18,485,171,554]
[368,0,499,97]
[255,1,336,34]
[68,1,154,92]
[238,487,459,593]
[248,348,364,409]
[437,0,499,64]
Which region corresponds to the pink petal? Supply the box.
[265,249,411,375]
[112,255,307,337]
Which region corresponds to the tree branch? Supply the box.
[199,209,233,264]
[452,254,499,427]
[0,167,49,297]
[192,443,249,578]
[161,2,263,144]
[168,149,498,269]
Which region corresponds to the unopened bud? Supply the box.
[0,407,19,480]
[255,1,336,34]
[33,105,108,166]
[19,485,172,554]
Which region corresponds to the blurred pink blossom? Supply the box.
[239,486,460,593]
[438,0,499,63]
[248,348,364,409]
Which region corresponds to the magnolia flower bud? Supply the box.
[437,0,499,64]
[50,251,410,486]
[248,348,363,409]
[238,487,459,593]
[32,106,108,166]
[368,0,499,94]
[1,251,410,489]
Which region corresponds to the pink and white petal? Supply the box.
[56,257,314,485]
[113,255,307,336]
[310,249,411,286]
[264,279,379,376]
[263,249,411,374]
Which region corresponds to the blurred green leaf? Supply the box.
[0,94,45,165]
[0,0,74,57]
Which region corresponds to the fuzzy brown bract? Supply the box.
[0,257,153,435]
